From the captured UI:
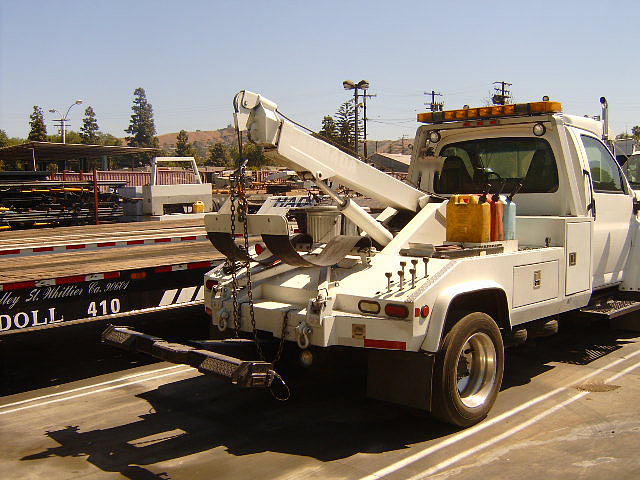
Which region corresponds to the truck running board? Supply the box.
[579,298,640,320]
[101,325,274,388]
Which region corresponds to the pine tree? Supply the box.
[335,101,355,149]
[125,87,158,148]
[0,130,8,148]
[334,100,364,153]
[175,129,191,156]
[80,106,100,144]
[28,106,47,141]
[318,115,338,141]
[207,142,228,167]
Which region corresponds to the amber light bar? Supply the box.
[417,101,563,123]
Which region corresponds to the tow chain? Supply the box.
[228,127,290,401]
[228,173,241,337]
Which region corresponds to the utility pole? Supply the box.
[52,118,66,143]
[425,90,444,112]
[361,92,376,160]
[49,100,83,143]
[492,81,512,105]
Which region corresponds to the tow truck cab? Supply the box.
[410,102,636,291]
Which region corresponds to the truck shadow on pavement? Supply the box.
[20,325,639,480]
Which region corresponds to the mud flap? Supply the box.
[101,325,274,388]
[367,349,435,411]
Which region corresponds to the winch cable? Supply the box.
[275,109,362,159]
[230,111,290,399]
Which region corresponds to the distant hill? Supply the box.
[364,138,414,156]
[153,126,414,158]
[157,127,237,150]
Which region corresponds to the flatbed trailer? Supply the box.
[0,220,223,335]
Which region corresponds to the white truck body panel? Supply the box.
[205,92,640,362]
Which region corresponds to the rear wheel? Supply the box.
[431,312,504,427]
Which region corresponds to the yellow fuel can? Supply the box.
[446,194,491,243]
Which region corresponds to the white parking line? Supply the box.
[0,366,194,416]
[0,365,184,410]
[406,357,640,479]
[358,348,640,480]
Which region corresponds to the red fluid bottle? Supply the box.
[489,194,504,241]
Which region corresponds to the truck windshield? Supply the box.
[435,137,558,194]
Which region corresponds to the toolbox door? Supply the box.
[565,221,592,295]
[513,260,559,308]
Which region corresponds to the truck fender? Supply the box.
[421,280,509,353]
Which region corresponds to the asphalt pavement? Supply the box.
[1,311,639,480]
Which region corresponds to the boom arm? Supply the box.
[234,90,426,212]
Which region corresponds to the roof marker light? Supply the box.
[533,122,546,136]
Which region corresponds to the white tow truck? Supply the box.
[103,91,640,427]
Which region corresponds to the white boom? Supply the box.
[233,90,428,246]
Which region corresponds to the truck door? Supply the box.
[577,133,634,287]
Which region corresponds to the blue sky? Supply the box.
[1,0,639,141]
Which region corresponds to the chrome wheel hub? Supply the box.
[455,332,497,408]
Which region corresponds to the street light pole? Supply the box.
[49,100,83,143]
[343,80,370,159]
[353,87,359,155]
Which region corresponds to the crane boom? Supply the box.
[234,90,425,212]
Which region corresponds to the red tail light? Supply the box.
[255,243,265,255]
[385,304,409,319]
[205,279,218,290]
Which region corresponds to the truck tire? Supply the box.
[431,312,504,427]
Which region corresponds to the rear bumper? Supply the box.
[208,300,417,351]
[101,325,274,388]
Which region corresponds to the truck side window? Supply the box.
[581,135,624,193]
[623,154,640,189]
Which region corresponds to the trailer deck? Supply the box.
[0,219,224,334]
[0,221,208,260]
[0,217,204,245]
[0,241,218,284]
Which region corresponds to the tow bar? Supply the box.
[101,325,274,388]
